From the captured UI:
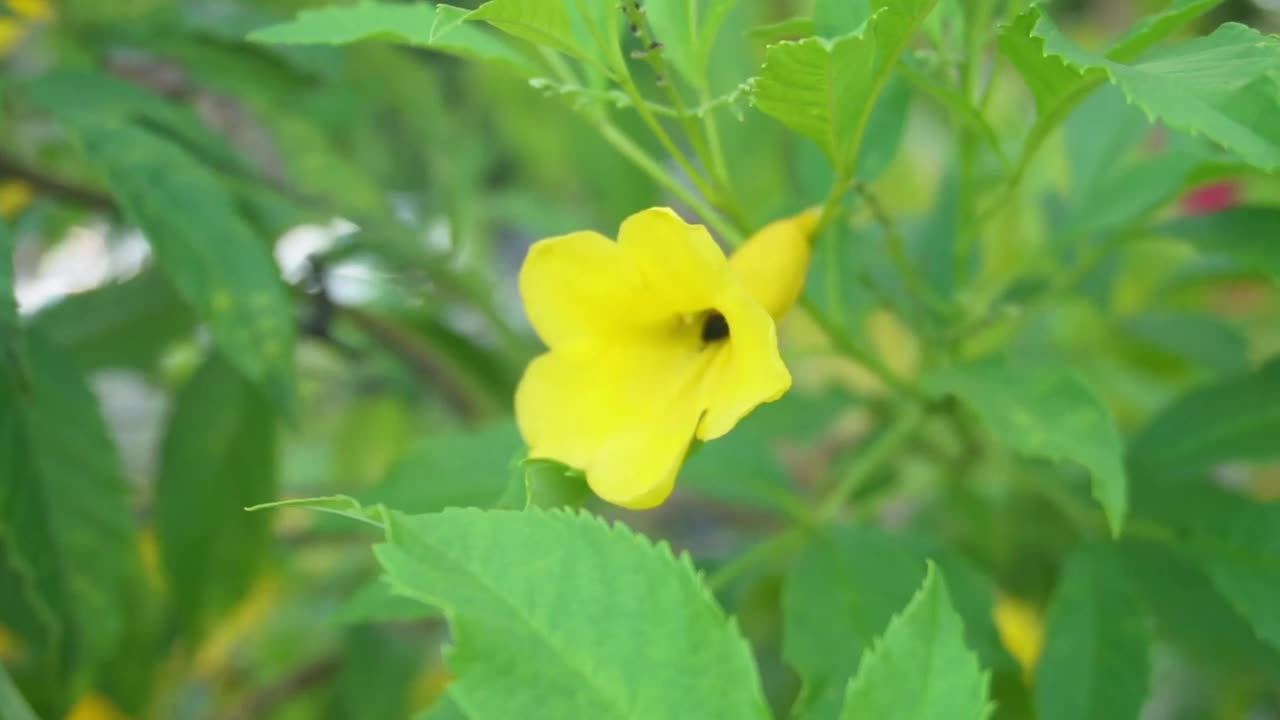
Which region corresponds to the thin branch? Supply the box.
[0,152,117,214]
[216,655,341,720]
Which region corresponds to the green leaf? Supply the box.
[29,269,195,372]
[376,508,770,719]
[782,527,932,720]
[838,564,991,720]
[0,663,39,720]
[1129,357,1280,484]
[522,458,590,509]
[469,0,619,74]
[363,421,523,513]
[1157,207,1280,284]
[249,2,536,74]
[1179,494,1280,652]
[1118,538,1280,674]
[814,0,871,37]
[1008,8,1280,171]
[749,17,816,43]
[337,579,439,625]
[644,0,737,87]
[77,123,297,413]
[0,333,144,707]
[926,357,1128,534]
[997,9,1095,116]
[1105,0,1224,63]
[155,353,278,640]
[1034,546,1150,720]
[0,221,23,385]
[753,0,937,176]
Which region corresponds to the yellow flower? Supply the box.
[993,594,1045,678]
[0,0,52,55]
[516,207,816,509]
[65,694,129,720]
[0,180,34,219]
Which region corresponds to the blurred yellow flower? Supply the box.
[791,308,921,397]
[0,0,52,55]
[993,594,1045,678]
[516,207,816,508]
[65,694,129,720]
[0,180,34,219]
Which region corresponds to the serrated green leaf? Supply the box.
[753,0,936,176]
[29,269,194,372]
[376,508,770,719]
[754,33,877,171]
[155,353,277,641]
[0,333,144,710]
[643,0,737,88]
[249,2,535,74]
[1129,357,1280,484]
[926,357,1128,534]
[469,0,619,74]
[363,421,522,513]
[1105,0,1224,63]
[1008,8,1280,171]
[749,16,816,43]
[1035,546,1150,720]
[782,528,932,720]
[839,564,991,720]
[1157,207,1280,284]
[997,10,1095,116]
[78,123,297,414]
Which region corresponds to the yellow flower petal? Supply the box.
[618,207,729,313]
[517,339,720,505]
[519,230,659,347]
[729,207,820,320]
[515,206,794,510]
[697,286,792,440]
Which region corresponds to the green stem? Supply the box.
[800,296,923,400]
[816,402,929,520]
[707,527,807,591]
[593,117,742,244]
[852,181,950,314]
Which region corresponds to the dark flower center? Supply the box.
[701,311,730,343]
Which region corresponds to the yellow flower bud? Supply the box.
[728,207,821,321]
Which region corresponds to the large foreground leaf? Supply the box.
[376,509,770,720]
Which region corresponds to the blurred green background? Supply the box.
[3,0,1280,718]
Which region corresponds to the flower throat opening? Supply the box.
[701,311,729,343]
